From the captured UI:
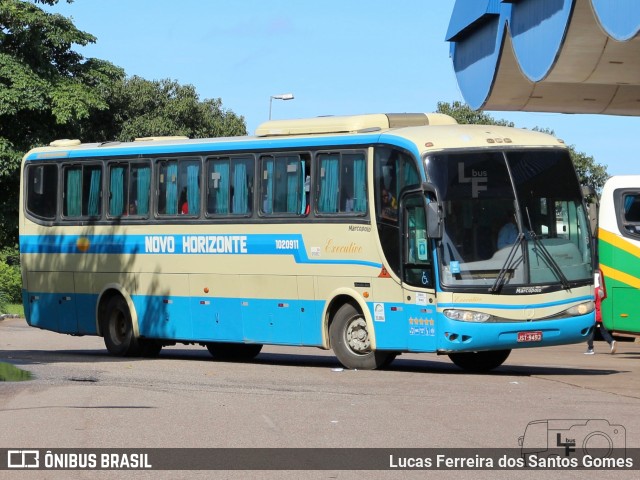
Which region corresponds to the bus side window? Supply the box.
[157,158,201,216]
[64,164,102,219]
[108,164,128,217]
[623,194,640,234]
[230,156,254,215]
[261,154,307,216]
[207,156,254,216]
[317,151,366,215]
[207,157,230,215]
[129,163,151,216]
[26,164,58,220]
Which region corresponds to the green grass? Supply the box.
[0,362,32,381]
[3,303,23,316]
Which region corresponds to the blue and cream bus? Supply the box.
[19,113,595,371]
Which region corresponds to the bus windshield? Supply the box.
[426,149,593,290]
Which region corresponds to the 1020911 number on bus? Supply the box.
[275,239,299,250]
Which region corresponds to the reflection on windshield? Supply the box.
[426,150,593,289]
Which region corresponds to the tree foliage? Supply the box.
[0,0,246,249]
[436,100,515,128]
[436,101,609,193]
[109,77,246,141]
[0,246,20,304]
[1,0,124,246]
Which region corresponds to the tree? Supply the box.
[436,101,609,193]
[107,77,246,141]
[1,0,125,246]
[532,127,608,195]
[0,1,247,249]
[436,100,514,127]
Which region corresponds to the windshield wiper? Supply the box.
[490,233,525,293]
[528,230,571,291]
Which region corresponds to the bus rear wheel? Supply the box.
[448,349,511,373]
[206,342,263,361]
[102,295,140,357]
[329,303,394,370]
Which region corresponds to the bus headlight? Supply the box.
[562,301,595,317]
[444,309,491,323]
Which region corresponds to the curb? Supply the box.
[0,314,21,321]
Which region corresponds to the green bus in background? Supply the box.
[597,176,640,338]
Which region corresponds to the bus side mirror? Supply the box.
[427,201,443,239]
[421,183,443,239]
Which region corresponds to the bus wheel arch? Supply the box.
[325,294,394,370]
[323,293,374,348]
[97,286,142,357]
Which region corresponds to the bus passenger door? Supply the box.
[401,193,437,352]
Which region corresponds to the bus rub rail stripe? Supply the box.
[19,234,382,268]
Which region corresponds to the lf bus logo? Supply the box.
[519,419,626,458]
[458,163,487,198]
[7,450,39,468]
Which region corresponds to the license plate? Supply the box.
[517,331,543,342]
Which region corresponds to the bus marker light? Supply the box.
[621,313,629,317]
[204,287,209,293]
[425,142,434,147]
[363,292,369,298]
[77,237,90,252]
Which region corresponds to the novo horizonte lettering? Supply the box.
[144,235,248,254]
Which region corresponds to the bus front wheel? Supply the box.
[329,303,394,370]
[448,349,511,373]
[102,295,140,357]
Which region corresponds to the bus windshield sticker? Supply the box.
[417,238,428,260]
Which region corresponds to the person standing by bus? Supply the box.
[585,273,616,354]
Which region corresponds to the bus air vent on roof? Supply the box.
[255,113,457,137]
[134,136,189,142]
[49,139,81,147]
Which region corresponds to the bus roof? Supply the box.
[24,113,566,161]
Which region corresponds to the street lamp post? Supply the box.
[269,93,294,120]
